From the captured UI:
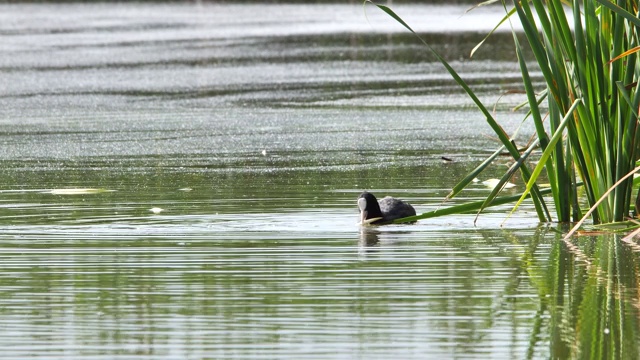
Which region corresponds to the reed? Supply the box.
[373,0,640,226]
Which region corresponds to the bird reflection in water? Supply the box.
[359,227,381,246]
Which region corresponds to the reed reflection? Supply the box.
[528,231,640,359]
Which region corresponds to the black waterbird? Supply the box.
[357,191,416,225]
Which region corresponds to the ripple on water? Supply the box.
[0,203,551,360]
[0,2,555,358]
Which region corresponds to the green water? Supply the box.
[1,3,640,359]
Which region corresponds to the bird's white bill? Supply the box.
[357,197,367,211]
[359,211,383,226]
[359,209,367,224]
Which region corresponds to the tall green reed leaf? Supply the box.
[371,0,640,227]
[392,187,554,224]
[366,0,550,222]
[511,99,581,214]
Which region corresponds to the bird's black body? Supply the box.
[357,191,416,225]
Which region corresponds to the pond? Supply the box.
[1,2,639,359]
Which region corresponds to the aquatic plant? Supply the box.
[369,0,640,227]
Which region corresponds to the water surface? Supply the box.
[1,3,639,359]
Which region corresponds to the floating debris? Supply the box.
[150,207,164,214]
[261,149,267,156]
[178,187,193,192]
[482,178,516,189]
[49,188,113,195]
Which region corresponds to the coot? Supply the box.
[357,191,416,225]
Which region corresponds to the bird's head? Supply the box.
[357,191,384,225]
